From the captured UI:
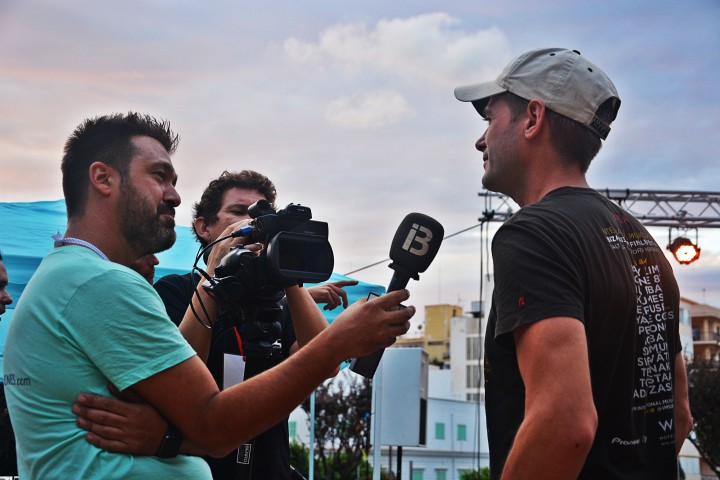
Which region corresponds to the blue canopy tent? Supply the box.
[0,200,384,376]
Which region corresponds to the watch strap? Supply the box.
[156,422,183,458]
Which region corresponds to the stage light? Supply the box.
[667,237,700,265]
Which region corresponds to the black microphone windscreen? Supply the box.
[389,213,444,274]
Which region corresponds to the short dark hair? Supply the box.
[192,170,277,246]
[61,112,179,218]
[501,92,615,174]
[0,249,3,261]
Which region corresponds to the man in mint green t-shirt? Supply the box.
[3,112,415,479]
[5,247,210,478]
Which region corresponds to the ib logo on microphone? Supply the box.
[402,223,433,256]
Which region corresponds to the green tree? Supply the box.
[290,439,310,478]
[460,467,490,480]
[301,371,373,480]
[686,358,720,476]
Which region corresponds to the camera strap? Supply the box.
[233,326,246,358]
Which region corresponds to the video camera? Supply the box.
[202,200,334,312]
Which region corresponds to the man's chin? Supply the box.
[140,228,177,255]
[481,175,494,192]
[160,216,176,228]
[155,231,177,253]
[481,172,505,194]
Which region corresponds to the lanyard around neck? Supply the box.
[52,232,109,262]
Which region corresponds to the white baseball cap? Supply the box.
[454,48,621,139]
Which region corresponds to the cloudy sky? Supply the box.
[1,0,719,329]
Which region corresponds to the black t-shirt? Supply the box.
[154,272,297,480]
[485,187,681,480]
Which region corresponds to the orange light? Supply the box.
[667,237,701,264]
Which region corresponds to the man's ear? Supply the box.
[194,216,213,243]
[88,162,117,197]
[524,99,547,141]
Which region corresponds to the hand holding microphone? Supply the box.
[349,213,444,378]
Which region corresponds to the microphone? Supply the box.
[349,213,444,378]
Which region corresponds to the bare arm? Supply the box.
[75,286,342,455]
[73,238,349,455]
[73,384,209,456]
[501,317,598,480]
[674,352,693,455]
[176,278,218,362]
[285,284,340,376]
[285,285,331,350]
[177,219,251,361]
[74,288,414,457]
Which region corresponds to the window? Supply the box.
[288,421,297,439]
[411,469,424,480]
[435,422,445,440]
[466,336,480,360]
[466,364,480,388]
[457,424,467,441]
[679,307,691,326]
[435,469,447,480]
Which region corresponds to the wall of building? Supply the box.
[425,304,462,364]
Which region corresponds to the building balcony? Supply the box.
[693,331,720,344]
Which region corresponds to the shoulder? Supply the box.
[497,188,613,241]
[47,247,149,291]
[155,272,195,288]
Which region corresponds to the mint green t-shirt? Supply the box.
[3,246,211,479]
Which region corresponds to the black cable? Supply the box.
[188,233,235,329]
[342,223,484,276]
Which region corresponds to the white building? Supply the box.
[289,366,489,480]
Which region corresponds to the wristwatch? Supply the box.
[156,423,183,458]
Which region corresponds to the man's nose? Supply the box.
[475,131,487,152]
[1,291,12,306]
[166,185,181,208]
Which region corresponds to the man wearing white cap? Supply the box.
[455,48,692,479]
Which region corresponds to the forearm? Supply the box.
[674,353,693,455]
[183,328,344,456]
[177,224,244,361]
[285,285,330,348]
[502,409,596,480]
[179,438,211,457]
[132,289,413,457]
[177,280,217,362]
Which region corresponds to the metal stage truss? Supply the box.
[478,189,720,229]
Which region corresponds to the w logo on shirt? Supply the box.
[658,419,673,432]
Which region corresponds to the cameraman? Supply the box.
[77,170,357,479]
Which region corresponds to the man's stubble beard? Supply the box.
[118,180,177,256]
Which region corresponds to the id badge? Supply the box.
[223,353,246,388]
